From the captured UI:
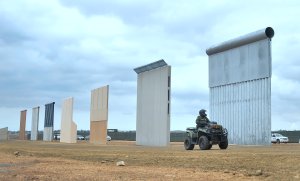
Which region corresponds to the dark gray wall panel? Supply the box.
[43,102,55,141]
[44,102,55,127]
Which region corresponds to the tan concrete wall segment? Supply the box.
[90,121,107,144]
[60,97,77,143]
[71,120,77,142]
[90,85,109,144]
[19,110,27,140]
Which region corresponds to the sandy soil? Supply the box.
[0,140,299,181]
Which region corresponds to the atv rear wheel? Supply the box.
[219,139,228,149]
[199,136,210,150]
[184,137,195,150]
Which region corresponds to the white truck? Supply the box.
[271,133,289,144]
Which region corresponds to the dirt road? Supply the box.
[0,140,299,180]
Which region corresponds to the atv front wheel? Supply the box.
[199,136,210,150]
[184,137,195,150]
[219,139,228,149]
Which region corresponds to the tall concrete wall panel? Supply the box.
[31,107,40,141]
[0,127,8,141]
[135,60,171,147]
[60,97,77,143]
[19,110,27,140]
[207,27,274,145]
[43,102,55,141]
[90,85,109,144]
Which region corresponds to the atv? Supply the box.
[184,121,228,150]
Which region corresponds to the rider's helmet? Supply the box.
[199,109,207,117]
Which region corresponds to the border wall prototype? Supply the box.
[43,102,55,141]
[90,85,109,144]
[19,110,27,140]
[31,106,40,141]
[206,27,274,145]
[60,97,77,143]
[0,127,8,141]
[134,60,171,147]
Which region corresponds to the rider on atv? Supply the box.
[196,109,210,129]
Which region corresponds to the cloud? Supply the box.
[0,0,300,131]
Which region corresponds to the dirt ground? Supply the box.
[0,140,299,181]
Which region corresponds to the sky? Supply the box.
[0,0,300,131]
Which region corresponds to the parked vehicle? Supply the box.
[271,133,289,144]
[77,135,85,140]
[84,135,112,141]
[54,134,60,140]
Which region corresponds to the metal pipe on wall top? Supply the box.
[206,27,274,55]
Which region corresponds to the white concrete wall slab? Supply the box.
[60,97,77,143]
[136,65,171,147]
[31,107,39,141]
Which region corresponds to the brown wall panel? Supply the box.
[19,110,27,140]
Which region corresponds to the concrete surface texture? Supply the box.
[43,102,55,141]
[19,110,27,140]
[90,85,109,144]
[0,127,8,141]
[207,28,273,145]
[135,64,171,147]
[31,107,40,141]
[60,97,77,143]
